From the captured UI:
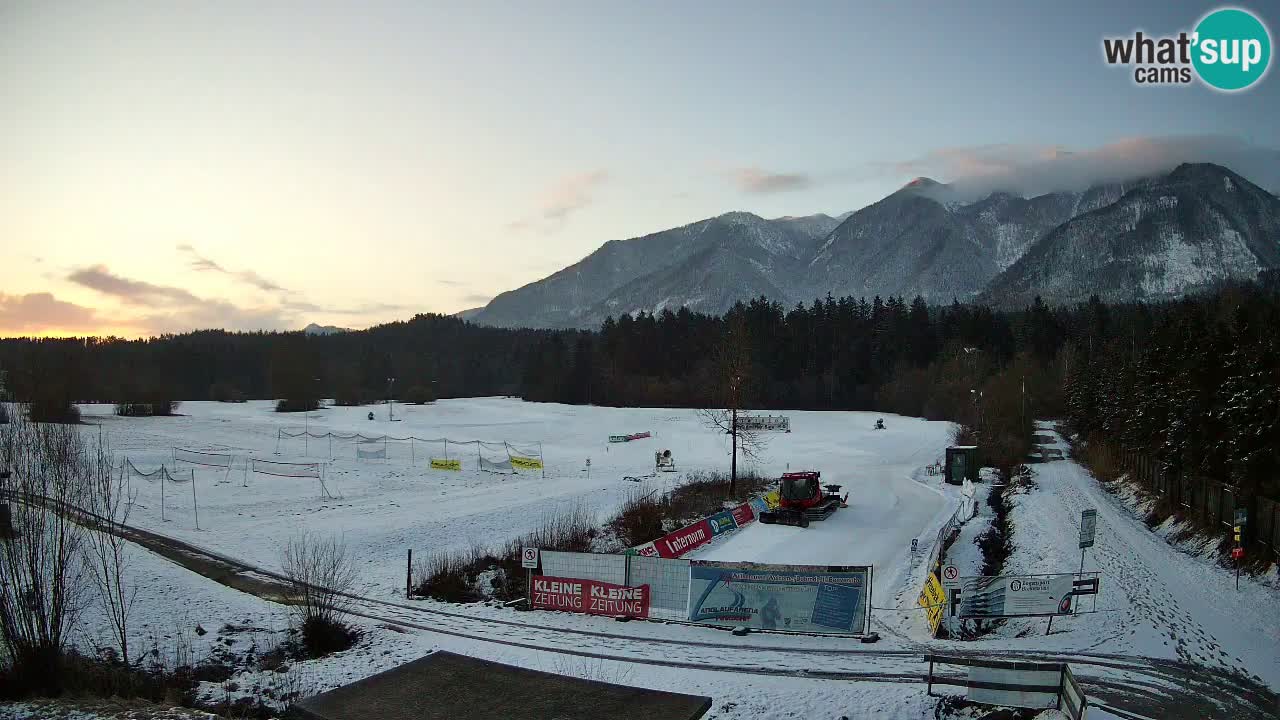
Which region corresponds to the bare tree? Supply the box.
[281,532,359,632]
[83,436,138,667]
[697,315,767,495]
[0,411,90,693]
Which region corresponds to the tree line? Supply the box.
[2,281,1277,500]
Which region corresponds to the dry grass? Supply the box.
[414,502,597,602]
[608,470,769,547]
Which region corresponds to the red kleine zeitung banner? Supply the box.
[531,576,651,618]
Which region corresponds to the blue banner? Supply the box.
[687,561,870,634]
[706,510,737,535]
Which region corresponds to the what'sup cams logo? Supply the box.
[1103,7,1271,91]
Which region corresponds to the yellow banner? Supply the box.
[918,572,945,635]
[430,458,461,471]
[764,490,780,509]
[510,456,543,470]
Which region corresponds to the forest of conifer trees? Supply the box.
[1,283,1277,507]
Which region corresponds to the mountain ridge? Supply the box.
[468,162,1279,328]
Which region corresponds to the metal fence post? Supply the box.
[406,549,413,599]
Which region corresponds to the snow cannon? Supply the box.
[655,449,677,472]
[758,471,848,528]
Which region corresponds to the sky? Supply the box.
[2,0,1278,337]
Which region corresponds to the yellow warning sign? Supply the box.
[918,572,946,635]
[430,458,461,471]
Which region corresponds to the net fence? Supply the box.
[173,447,234,468]
[274,429,544,475]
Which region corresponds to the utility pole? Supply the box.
[387,377,396,421]
[730,374,740,495]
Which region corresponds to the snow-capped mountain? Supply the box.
[470,212,841,328]
[803,178,1134,303]
[470,164,1280,328]
[302,323,352,336]
[981,164,1280,307]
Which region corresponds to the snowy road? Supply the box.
[695,426,951,603]
[1010,426,1280,691]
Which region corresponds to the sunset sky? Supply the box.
[3,1,1278,337]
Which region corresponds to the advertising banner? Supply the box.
[707,510,737,535]
[531,576,650,618]
[730,503,755,527]
[688,561,870,634]
[509,455,543,470]
[958,574,1075,618]
[655,519,712,558]
[608,431,651,443]
[430,458,461,471]
[629,541,659,557]
[918,572,946,635]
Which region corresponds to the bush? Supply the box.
[413,502,597,603]
[276,398,319,413]
[209,382,246,403]
[280,534,359,657]
[28,397,79,424]
[403,385,435,405]
[609,488,666,548]
[608,470,768,547]
[299,616,360,658]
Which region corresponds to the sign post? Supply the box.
[1078,508,1097,613]
[941,565,960,636]
[522,547,539,605]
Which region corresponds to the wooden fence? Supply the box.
[1112,446,1280,558]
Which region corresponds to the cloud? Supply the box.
[509,170,609,232]
[0,292,102,335]
[728,167,813,194]
[68,265,201,305]
[178,245,285,292]
[136,300,295,335]
[891,135,1280,200]
[460,293,492,305]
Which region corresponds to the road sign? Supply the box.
[521,547,539,569]
[911,538,918,553]
[1079,509,1097,549]
[1232,547,1244,560]
[942,565,960,587]
[1234,508,1248,526]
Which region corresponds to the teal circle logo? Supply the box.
[1192,8,1271,91]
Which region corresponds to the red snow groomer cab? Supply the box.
[758,471,848,528]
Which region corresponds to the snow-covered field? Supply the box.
[55,402,1280,719]
[81,399,953,598]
